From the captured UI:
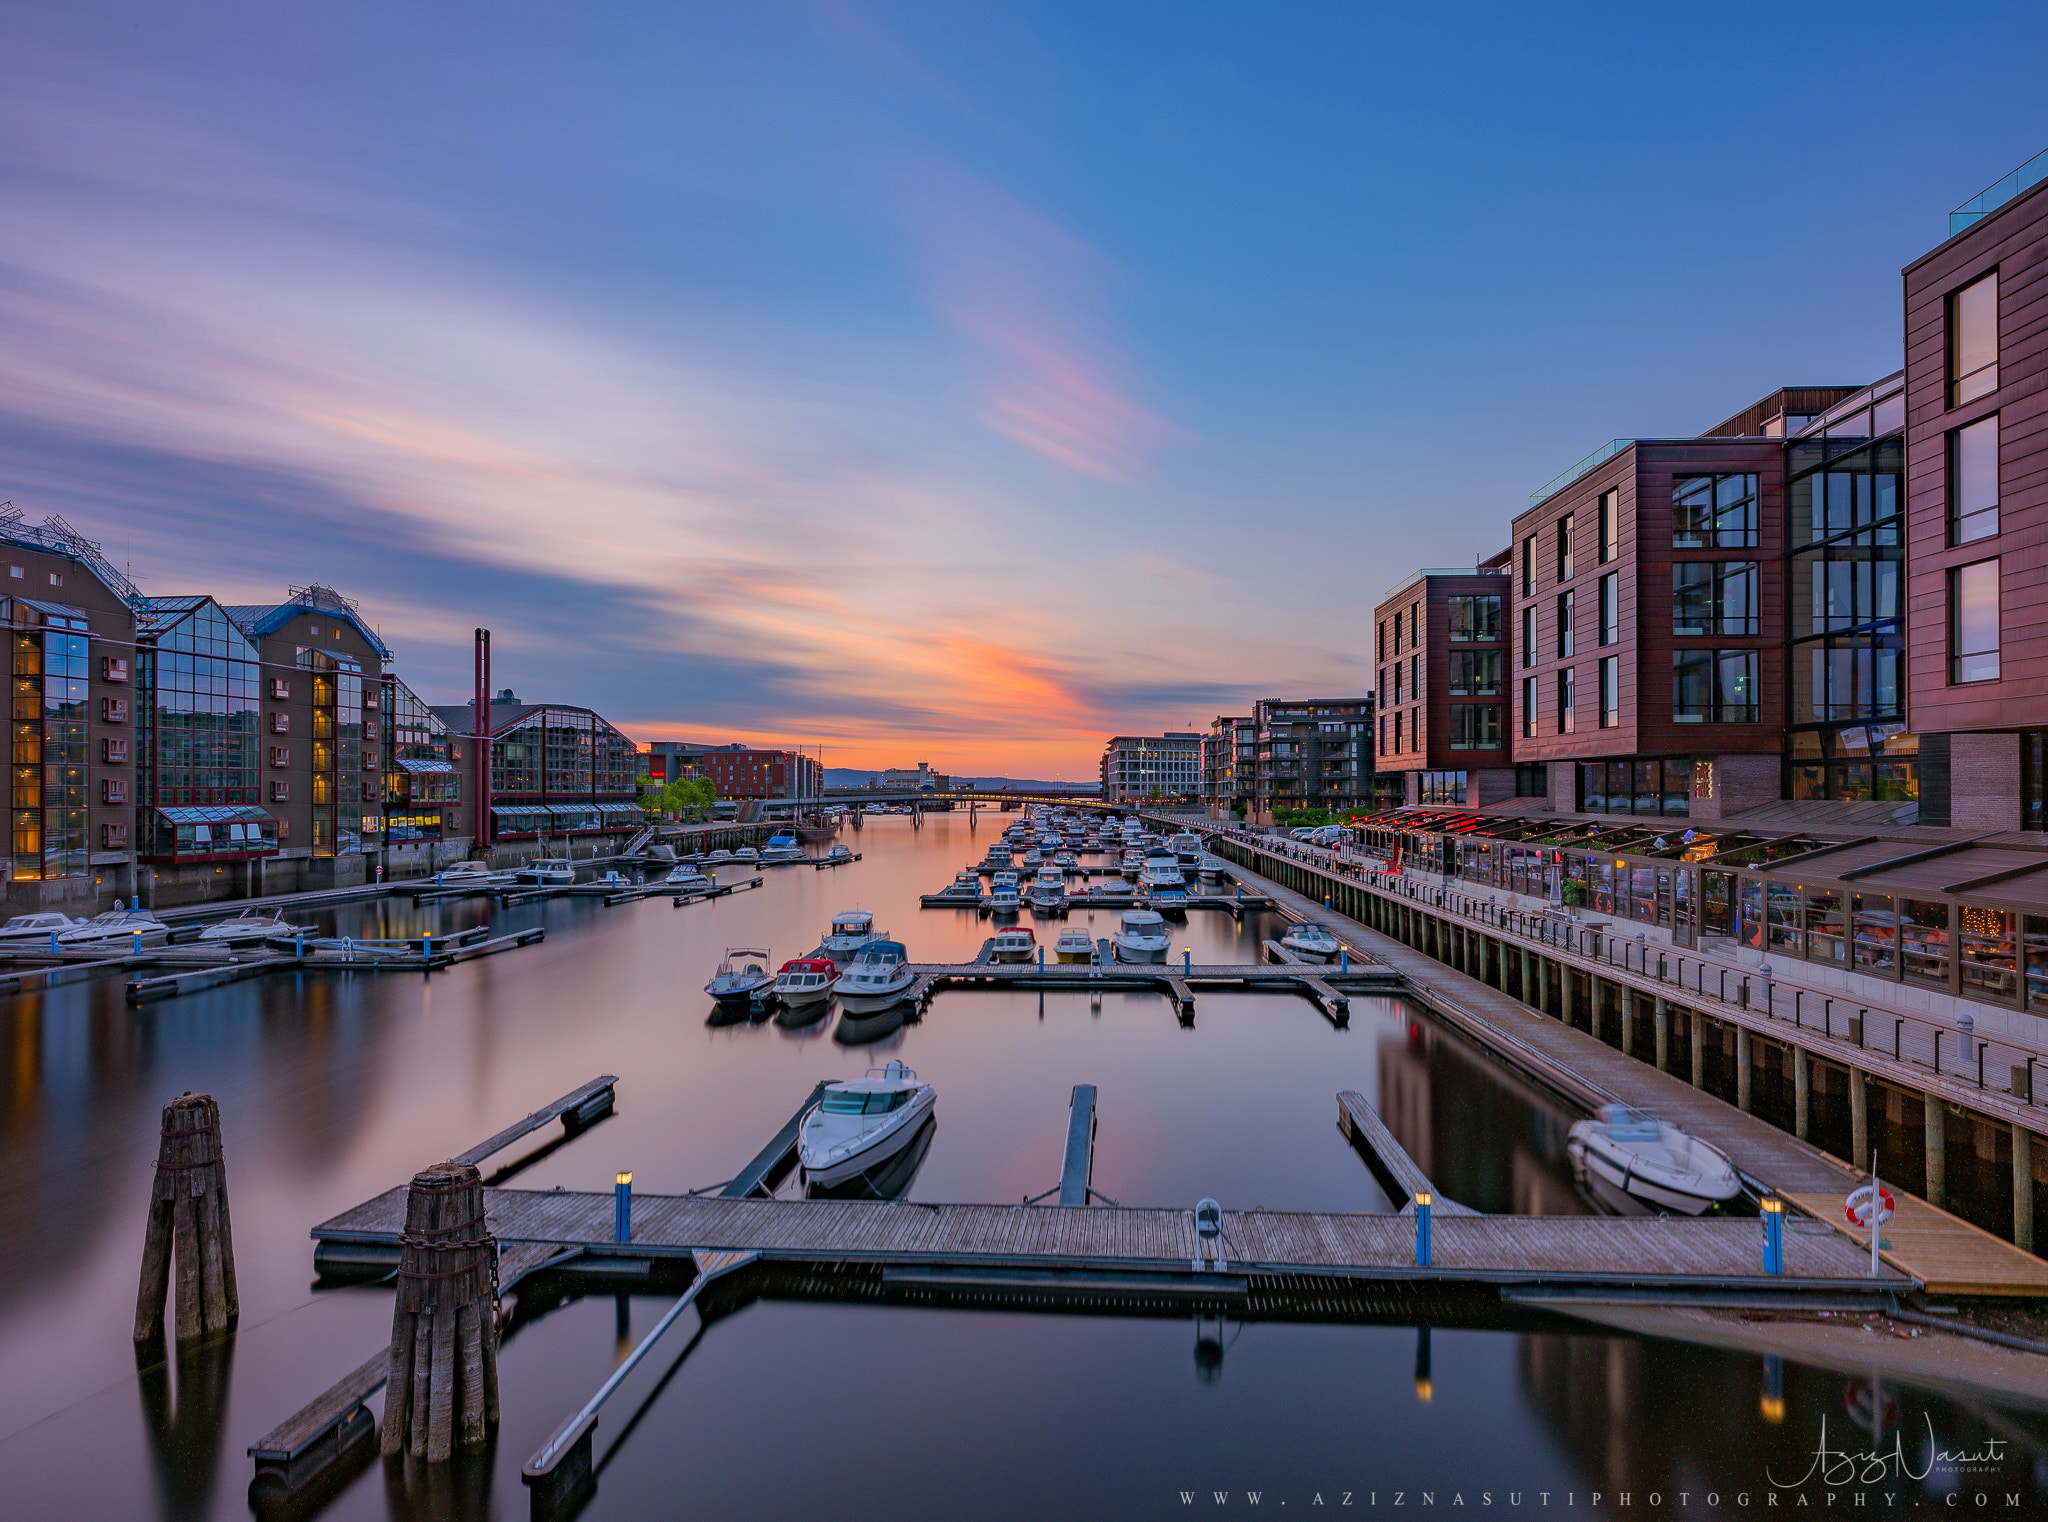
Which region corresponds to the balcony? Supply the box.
[1951,146,2048,234]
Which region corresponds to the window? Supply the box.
[1448,650,1501,695]
[1522,535,1536,595]
[102,822,128,848]
[47,572,61,587]
[1392,610,1403,653]
[1390,665,1402,705]
[1949,559,2000,683]
[1449,705,1501,750]
[1556,591,1574,657]
[270,780,290,802]
[1598,489,1620,563]
[1447,594,1501,642]
[1393,711,1403,753]
[1672,474,1759,548]
[101,657,128,683]
[271,712,291,734]
[1411,654,1420,702]
[5,566,18,579]
[1948,270,1998,406]
[101,778,127,804]
[1903,900,1951,988]
[1949,416,1998,544]
[1599,656,1620,728]
[1521,676,1538,738]
[270,746,291,767]
[1673,649,1759,722]
[271,678,291,700]
[1577,758,1692,817]
[1557,668,1575,733]
[102,698,128,722]
[102,738,127,764]
[1417,771,1468,806]
[1556,514,1575,582]
[1598,572,1620,644]
[1521,606,1537,668]
[1672,562,1759,636]
[1376,621,1385,661]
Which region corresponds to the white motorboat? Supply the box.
[59,909,171,948]
[1120,851,1143,879]
[1054,928,1096,963]
[705,947,775,1003]
[432,859,518,886]
[1280,921,1341,961]
[761,832,804,865]
[1170,831,1205,865]
[705,848,735,864]
[1019,848,1043,869]
[1196,854,1227,882]
[988,926,1036,962]
[665,864,711,891]
[799,1061,936,1187]
[1568,1106,1744,1216]
[1138,849,1184,891]
[1112,909,1170,963]
[826,843,854,863]
[1147,884,1190,916]
[774,956,840,1006]
[197,912,300,946]
[732,846,761,864]
[819,910,880,959]
[988,875,1022,913]
[1027,868,1067,913]
[0,912,85,943]
[516,857,576,884]
[1053,850,1078,868]
[938,872,982,899]
[836,938,916,1012]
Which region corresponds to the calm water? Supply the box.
[1,813,2042,1519]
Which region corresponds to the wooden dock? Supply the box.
[897,957,1393,1023]
[919,890,1272,911]
[123,927,547,1004]
[311,1184,1902,1293]
[1336,1091,1476,1216]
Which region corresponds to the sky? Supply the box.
[2,2,2045,778]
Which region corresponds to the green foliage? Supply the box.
[1560,877,1591,906]
[644,776,717,818]
[1272,806,1339,827]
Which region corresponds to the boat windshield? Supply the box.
[821,1089,913,1115]
[1603,1108,1663,1141]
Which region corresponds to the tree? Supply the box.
[644,776,717,820]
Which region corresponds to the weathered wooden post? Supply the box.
[135,1092,240,1344]
[382,1163,499,1462]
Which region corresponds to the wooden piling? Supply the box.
[135,1093,240,1344]
[382,1163,499,1462]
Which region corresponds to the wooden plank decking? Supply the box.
[312,1185,1898,1291]
[1784,1191,2048,1297]
[1335,1091,1476,1216]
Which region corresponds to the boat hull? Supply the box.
[1566,1127,1740,1216]
[1112,939,1168,963]
[800,1091,936,1186]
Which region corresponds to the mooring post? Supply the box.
[1414,1192,1433,1268]
[1760,1196,1784,1276]
[134,1093,240,1345]
[382,1163,498,1463]
[614,1171,632,1243]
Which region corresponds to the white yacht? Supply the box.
[773,956,839,1006]
[665,863,711,891]
[1027,868,1067,913]
[988,874,1022,913]
[1567,1106,1744,1216]
[60,909,171,948]
[799,1062,936,1188]
[1170,831,1205,866]
[836,939,916,1013]
[1280,921,1341,961]
[1138,850,1184,891]
[988,925,1036,962]
[819,910,880,959]
[761,832,804,865]
[1112,909,1171,963]
[0,912,85,944]
[1196,854,1227,882]
[1119,851,1144,879]
[516,857,575,884]
[705,848,735,864]
[1019,847,1043,869]
[198,912,300,946]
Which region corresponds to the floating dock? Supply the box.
[896,955,1395,1023]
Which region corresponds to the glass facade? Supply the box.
[1672,474,1759,548]
[1672,649,1758,723]
[11,610,90,879]
[381,679,459,841]
[1577,757,1691,816]
[488,706,639,836]
[137,600,272,861]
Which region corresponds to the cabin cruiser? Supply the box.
[1112,909,1171,963]
[761,832,804,865]
[732,846,761,864]
[989,925,1036,962]
[1138,850,1185,891]
[988,874,1022,913]
[516,857,576,884]
[937,872,982,900]
[1280,921,1342,961]
[1119,851,1143,879]
[665,863,711,891]
[60,909,171,948]
[799,1061,936,1188]
[432,859,518,886]
[705,848,735,864]
[1170,832,1205,866]
[1196,854,1227,882]
[836,938,916,1012]
[1054,928,1096,963]
[1052,850,1078,868]
[1147,884,1190,917]
[198,912,300,946]
[0,912,85,943]
[863,803,889,815]
[773,956,839,1006]
[1027,868,1067,913]
[1567,1106,1744,1216]
[826,843,854,864]
[705,947,775,1003]
[819,911,880,959]
[981,844,1012,868]
[1019,848,1043,869]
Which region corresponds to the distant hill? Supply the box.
[823,768,1090,791]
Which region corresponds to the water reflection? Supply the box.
[833,1002,915,1047]
[805,1115,936,1200]
[136,1332,234,1522]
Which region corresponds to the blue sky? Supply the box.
[2,1,2043,775]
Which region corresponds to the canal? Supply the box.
[0,813,2041,1517]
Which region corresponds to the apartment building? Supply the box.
[684,744,823,800]
[1903,149,2048,830]
[1248,698,1376,819]
[1373,558,1515,808]
[1099,733,1201,801]
[1201,715,1253,817]
[433,690,643,835]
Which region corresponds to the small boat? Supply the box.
[807,1114,934,1199]
[197,912,300,945]
[820,910,880,959]
[1138,849,1184,891]
[706,848,735,864]
[1112,909,1170,963]
[837,938,916,1012]
[761,832,804,865]
[732,846,761,864]
[1567,1106,1744,1216]
[665,863,711,891]
[0,912,86,943]
[774,956,840,1005]
[863,803,888,815]
[59,909,171,948]
[1147,884,1189,917]
[432,859,517,885]
[826,843,854,863]
[1280,921,1341,961]
[988,876,1022,913]
[1170,831,1205,865]
[798,1061,937,1187]
[1197,855,1226,882]
[1053,850,1078,868]
[1120,852,1143,879]
[1027,868,1066,914]
[938,872,982,899]
[1020,848,1043,868]
[516,857,576,884]
[1054,929,1095,963]
[705,947,774,1003]
[988,926,1036,962]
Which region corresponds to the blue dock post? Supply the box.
[1036,944,1044,969]
[133,929,143,955]
[295,934,305,959]
[1340,945,1350,973]
[615,1171,633,1243]
[48,931,59,955]
[1182,947,1191,973]
[1414,1192,1433,1267]
[1761,1196,1784,1275]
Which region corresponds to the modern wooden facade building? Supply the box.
[1373,559,1514,807]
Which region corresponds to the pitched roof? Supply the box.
[221,598,392,660]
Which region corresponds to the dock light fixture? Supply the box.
[615,1172,633,1243]
[1183,947,1192,972]
[1414,1192,1433,1268]
[1760,1196,1784,1275]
